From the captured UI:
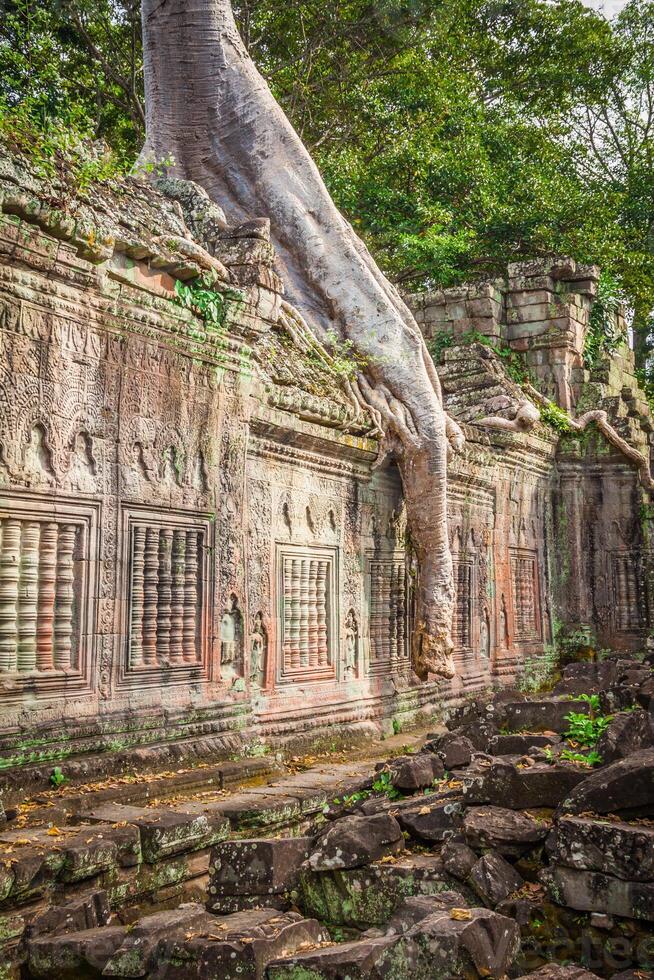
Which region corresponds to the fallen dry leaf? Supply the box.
[450,908,473,921]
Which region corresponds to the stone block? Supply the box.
[87,804,228,862]
[307,813,404,871]
[392,796,464,844]
[149,908,328,980]
[27,925,128,979]
[463,806,550,857]
[546,815,654,881]
[542,865,654,921]
[299,855,468,928]
[463,760,586,809]
[103,903,214,977]
[268,936,396,978]
[470,851,523,906]
[503,698,590,733]
[557,748,654,818]
[208,837,311,903]
[386,752,444,791]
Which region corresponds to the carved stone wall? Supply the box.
[1,160,648,775]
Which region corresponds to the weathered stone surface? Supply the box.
[542,865,654,921]
[208,837,311,903]
[27,924,128,979]
[387,753,445,791]
[384,892,470,935]
[299,855,469,928]
[463,805,550,856]
[26,891,111,938]
[440,841,478,880]
[377,907,521,979]
[392,796,464,843]
[515,967,601,979]
[557,749,654,817]
[546,815,654,881]
[88,804,229,861]
[503,699,590,734]
[595,710,654,764]
[103,904,215,977]
[463,760,585,809]
[149,908,328,980]
[307,813,404,871]
[469,851,523,906]
[267,936,396,978]
[488,733,560,756]
[426,733,475,769]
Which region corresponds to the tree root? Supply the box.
[477,381,654,494]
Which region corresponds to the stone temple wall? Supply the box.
[0,153,649,780]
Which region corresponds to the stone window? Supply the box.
[368,557,409,674]
[120,508,213,686]
[277,545,337,682]
[510,548,542,642]
[0,495,98,699]
[612,552,643,632]
[452,560,473,650]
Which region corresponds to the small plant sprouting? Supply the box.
[50,766,66,788]
[372,769,402,800]
[560,748,603,767]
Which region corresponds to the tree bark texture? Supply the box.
[140,0,460,678]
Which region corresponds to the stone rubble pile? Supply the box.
[4,653,654,977]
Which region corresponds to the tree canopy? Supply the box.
[4,0,654,363]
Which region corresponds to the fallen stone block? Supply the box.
[103,903,215,977]
[425,732,474,769]
[440,840,478,881]
[267,935,396,979]
[504,698,590,734]
[149,908,328,980]
[26,890,111,938]
[307,813,404,871]
[488,733,560,756]
[463,805,550,857]
[515,966,601,979]
[392,796,464,843]
[27,924,128,979]
[1,845,64,905]
[387,752,444,792]
[60,824,141,882]
[547,815,654,882]
[542,865,654,921]
[384,892,470,935]
[557,748,654,818]
[470,851,523,906]
[299,854,469,928]
[596,710,654,764]
[87,803,228,862]
[208,837,311,905]
[463,760,585,808]
[377,906,521,979]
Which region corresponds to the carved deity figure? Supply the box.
[250,612,267,687]
[345,608,358,677]
[220,595,242,666]
[480,610,491,659]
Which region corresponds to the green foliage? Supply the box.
[427,331,454,365]
[49,766,66,788]
[572,693,601,712]
[583,272,626,371]
[564,710,611,748]
[6,0,654,367]
[173,276,244,332]
[371,769,402,800]
[540,401,575,435]
[517,648,559,693]
[560,748,603,766]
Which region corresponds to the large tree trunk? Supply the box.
[140,0,460,678]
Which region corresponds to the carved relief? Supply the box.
[510,548,542,642]
[344,608,359,678]
[220,595,243,674]
[453,560,473,650]
[250,611,267,688]
[612,552,643,632]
